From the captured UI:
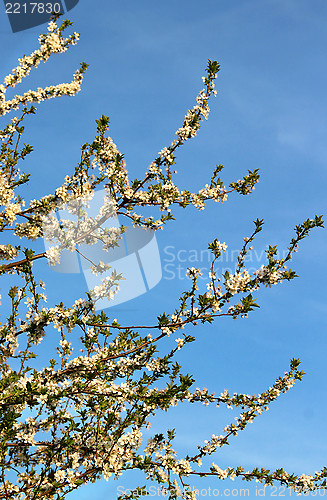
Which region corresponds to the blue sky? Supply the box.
[0,0,327,498]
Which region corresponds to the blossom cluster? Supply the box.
[0,19,86,117]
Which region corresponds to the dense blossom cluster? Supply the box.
[0,21,85,117]
[0,16,325,500]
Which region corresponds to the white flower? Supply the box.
[175,338,184,349]
[45,245,61,265]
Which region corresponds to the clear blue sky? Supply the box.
[0,1,326,498]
